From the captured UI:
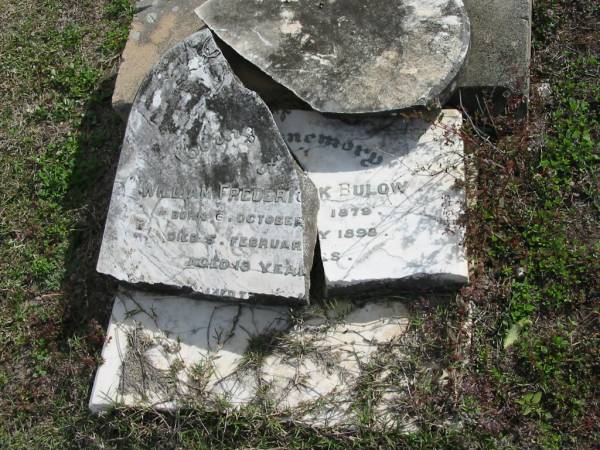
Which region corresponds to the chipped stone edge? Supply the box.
[195,2,471,114]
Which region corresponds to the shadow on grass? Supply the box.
[60,75,124,346]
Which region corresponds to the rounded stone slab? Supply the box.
[97,29,318,302]
[196,0,470,113]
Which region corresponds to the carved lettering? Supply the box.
[137,182,302,203]
[231,236,302,251]
[319,186,332,200]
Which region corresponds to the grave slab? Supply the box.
[89,288,415,428]
[112,0,206,120]
[196,0,470,113]
[111,1,532,118]
[456,0,532,95]
[97,30,318,302]
[274,109,468,294]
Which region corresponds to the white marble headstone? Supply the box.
[89,288,413,428]
[97,30,318,302]
[274,109,469,293]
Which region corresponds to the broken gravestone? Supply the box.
[89,288,415,429]
[196,0,471,113]
[111,0,532,117]
[274,109,468,294]
[97,29,318,302]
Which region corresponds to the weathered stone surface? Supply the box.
[89,289,289,412]
[89,288,415,428]
[456,0,531,95]
[196,0,470,114]
[274,109,468,293]
[112,0,206,119]
[97,30,318,302]
[112,0,531,117]
[112,0,307,118]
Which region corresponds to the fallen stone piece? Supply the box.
[97,30,318,302]
[196,0,470,113]
[89,288,289,412]
[456,0,531,96]
[89,288,415,429]
[274,109,469,294]
[112,0,206,119]
[112,1,531,118]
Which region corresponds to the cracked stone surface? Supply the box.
[111,1,531,117]
[97,30,318,302]
[196,0,470,113]
[89,288,415,428]
[274,109,469,294]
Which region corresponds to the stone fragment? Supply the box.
[89,289,289,412]
[111,0,531,118]
[456,0,531,95]
[274,109,468,294]
[97,30,318,302]
[89,288,413,428]
[112,0,206,119]
[196,0,470,113]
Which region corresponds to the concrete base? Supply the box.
[456,0,532,96]
[111,0,206,120]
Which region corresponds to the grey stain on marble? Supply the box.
[197,0,470,114]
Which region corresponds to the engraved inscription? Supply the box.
[285,132,383,167]
[184,257,305,277]
[96,30,317,301]
[274,109,467,287]
[138,182,302,203]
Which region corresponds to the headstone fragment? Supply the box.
[112,0,206,119]
[89,289,290,412]
[97,30,318,302]
[196,0,470,113]
[89,288,413,429]
[274,109,468,294]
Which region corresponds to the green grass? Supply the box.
[0,0,598,448]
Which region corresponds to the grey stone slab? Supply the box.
[89,288,414,429]
[274,109,469,294]
[112,0,206,119]
[97,30,318,302]
[111,0,530,117]
[196,0,470,114]
[111,0,307,118]
[456,0,531,95]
